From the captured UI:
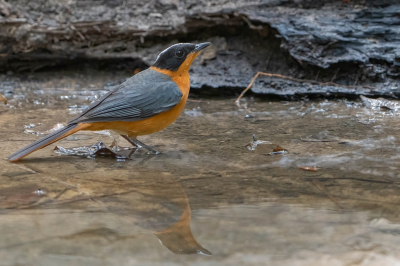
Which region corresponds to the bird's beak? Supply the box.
[176,42,211,73]
[192,42,211,53]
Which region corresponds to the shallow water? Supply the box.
[1,72,400,265]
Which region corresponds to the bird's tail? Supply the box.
[8,123,89,162]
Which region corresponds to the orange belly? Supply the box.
[83,94,188,137]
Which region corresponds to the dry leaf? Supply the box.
[299,166,318,172]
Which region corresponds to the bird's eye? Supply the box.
[175,50,184,58]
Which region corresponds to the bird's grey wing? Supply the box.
[68,79,182,124]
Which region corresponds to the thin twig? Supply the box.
[299,138,338,142]
[37,13,44,23]
[331,68,340,82]
[187,99,203,103]
[241,16,263,30]
[235,72,262,105]
[314,71,320,80]
[353,72,359,86]
[234,71,376,105]
[70,24,86,41]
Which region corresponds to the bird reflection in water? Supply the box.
[94,175,211,255]
[0,173,211,256]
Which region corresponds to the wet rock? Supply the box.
[242,2,400,71]
[1,0,400,96]
[360,95,400,111]
[250,75,393,97]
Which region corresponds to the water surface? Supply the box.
[1,72,400,265]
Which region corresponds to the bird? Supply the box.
[8,42,210,161]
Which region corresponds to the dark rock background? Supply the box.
[1,0,399,97]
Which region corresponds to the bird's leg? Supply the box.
[121,135,139,157]
[121,135,160,155]
[121,135,138,148]
[132,138,160,155]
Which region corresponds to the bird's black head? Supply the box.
[152,43,210,72]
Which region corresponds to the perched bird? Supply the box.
[8,42,210,161]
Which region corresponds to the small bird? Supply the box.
[8,42,210,161]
